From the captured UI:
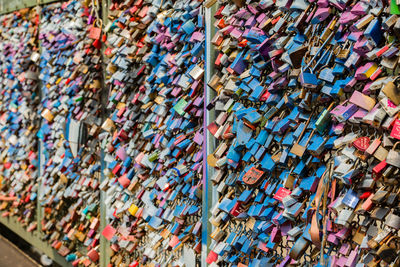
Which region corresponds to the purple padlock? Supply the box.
[87,14,95,25]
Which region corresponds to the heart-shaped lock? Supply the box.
[353,136,371,152]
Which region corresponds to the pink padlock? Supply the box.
[270,227,281,243]
[351,2,369,15]
[235,9,247,18]
[244,17,256,28]
[326,219,333,232]
[330,103,346,118]
[87,14,94,25]
[330,255,338,267]
[335,227,351,240]
[362,82,373,95]
[337,256,349,267]
[353,38,373,55]
[311,7,330,24]
[345,247,359,267]
[247,4,258,15]
[317,0,329,7]
[268,71,280,80]
[349,90,376,111]
[332,122,345,135]
[349,109,368,124]
[339,242,351,256]
[116,146,127,161]
[87,228,95,238]
[327,233,339,245]
[256,13,266,23]
[339,11,359,25]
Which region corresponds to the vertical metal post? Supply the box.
[36,142,44,233]
[36,2,43,235]
[100,150,109,267]
[99,0,110,266]
[202,3,217,267]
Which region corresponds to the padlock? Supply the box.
[300,67,319,88]
[376,236,400,263]
[289,237,310,260]
[386,142,400,168]
[386,212,400,230]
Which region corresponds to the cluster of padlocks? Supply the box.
[206,0,400,266]
[2,0,400,266]
[0,8,39,231]
[38,1,103,265]
[100,0,204,265]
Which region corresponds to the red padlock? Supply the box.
[92,38,101,49]
[230,201,241,216]
[353,136,370,151]
[372,160,387,180]
[206,250,218,264]
[390,119,400,140]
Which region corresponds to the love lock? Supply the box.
[386,142,400,168]
[300,67,319,88]
[376,236,400,264]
